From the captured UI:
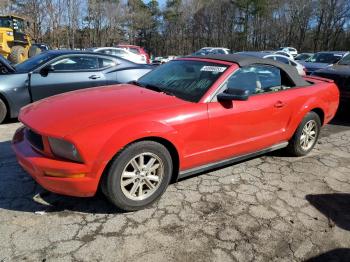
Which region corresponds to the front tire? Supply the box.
[287,112,321,156]
[0,98,7,124]
[102,141,173,211]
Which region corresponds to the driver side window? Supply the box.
[51,56,99,71]
[224,65,293,95]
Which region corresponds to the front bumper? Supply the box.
[12,127,99,197]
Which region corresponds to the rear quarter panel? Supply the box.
[284,79,339,138]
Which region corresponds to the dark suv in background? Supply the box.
[300,51,348,75]
[312,53,350,104]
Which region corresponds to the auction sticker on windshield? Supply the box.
[200,66,227,72]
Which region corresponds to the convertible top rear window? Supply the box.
[138,60,228,102]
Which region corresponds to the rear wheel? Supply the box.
[102,141,173,211]
[0,98,7,124]
[8,46,26,64]
[287,112,321,156]
[28,46,41,58]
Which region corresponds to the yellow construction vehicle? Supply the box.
[0,15,41,64]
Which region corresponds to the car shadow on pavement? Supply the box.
[305,248,350,262]
[306,193,350,231]
[2,118,19,124]
[0,140,127,215]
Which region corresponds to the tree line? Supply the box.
[1,0,350,56]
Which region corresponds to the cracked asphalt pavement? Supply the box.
[0,111,350,262]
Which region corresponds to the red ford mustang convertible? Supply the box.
[12,55,339,211]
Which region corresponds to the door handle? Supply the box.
[274,101,285,108]
[89,75,101,79]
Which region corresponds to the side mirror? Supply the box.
[40,64,55,76]
[217,88,250,101]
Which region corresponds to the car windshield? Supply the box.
[14,53,57,72]
[137,60,228,102]
[305,53,342,64]
[295,54,311,60]
[338,54,350,65]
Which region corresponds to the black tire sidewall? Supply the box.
[0,99,7,124]
[289,112,321,156]
[105,141,173,211]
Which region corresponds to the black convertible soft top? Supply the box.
[188,54,310,87]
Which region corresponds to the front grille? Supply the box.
[25,128,44,151]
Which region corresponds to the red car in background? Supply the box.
[12,55,339,211]
[117,44,150,64]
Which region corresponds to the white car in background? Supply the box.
[152,56,177,65]
[277,47,298,57]
[275,51,295,60]
[89,47,147,64]
[237,51,306,76]
[265,54,306,76]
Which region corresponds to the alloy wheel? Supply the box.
[120,152,164,201]
[300,120,318,151]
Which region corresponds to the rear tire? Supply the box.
[287,112,321,156]
[102,141,173,211]
[0,98,7,124]
[28,46,41,58]
[8,46,26,64]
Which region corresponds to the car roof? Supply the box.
[117,45,141,48]
[187,54,310,87]
[236,51,271,58]
[201,47,230,50]
[93,47,127,50]
[316,51,347,55]
[44,50,123,57]
[43,50,137,65]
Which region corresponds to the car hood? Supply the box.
[20,84,189,137]
[314,64,350,76]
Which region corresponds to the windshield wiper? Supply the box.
[130,81,175,96]
[128,80,145,87]
[145,84,175,96]
[145,84,176,96]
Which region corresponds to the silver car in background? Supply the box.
[0,50,154,123]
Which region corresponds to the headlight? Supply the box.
[6,31,13,36]
[48,137,83,162]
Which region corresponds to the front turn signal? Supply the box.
[44,172,86,178]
